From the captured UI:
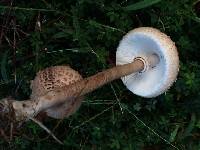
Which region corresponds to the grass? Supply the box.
[0,0,200,149]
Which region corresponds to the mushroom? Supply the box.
[116,27,179,97]
[30,66,83,119]
[0,27,179,121]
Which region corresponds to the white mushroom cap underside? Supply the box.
[116,27,179,98]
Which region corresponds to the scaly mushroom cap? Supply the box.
[31,65,83,119]
[116,27,179,98]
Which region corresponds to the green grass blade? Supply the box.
[1,51,9,82]
[181,113,196,139]
[169,125,180,142]
[123,0,162,11]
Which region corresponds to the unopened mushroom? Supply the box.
[30,66,83,119]
[0,27,179,122]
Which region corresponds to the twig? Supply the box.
[12,19,17,84]
[72,103,116,130]
[9,122,13,141]
[123,106,180,150]
[0,1,13,44]
[38,119,63,142]
[29,117,63,145]
[0,128,9,142]
[0,5,56,12]
[110,84,124,114]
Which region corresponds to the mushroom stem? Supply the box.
[0,54,159,121]
[37,58,146,111]
[147,53,160,68]
[42,54,160,108]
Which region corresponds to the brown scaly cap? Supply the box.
[30,65,83,119]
